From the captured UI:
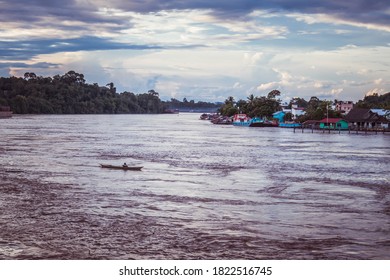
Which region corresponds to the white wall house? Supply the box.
[335,101,354,114]
[291,104,305,119]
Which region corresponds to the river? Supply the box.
[0,114,389,259]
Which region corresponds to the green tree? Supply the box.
[106,82,116,94]
[284,112,293,121]
[0,97,9,106]
[12,95,28,113]
[267,89,281,99]
[61,70,85,84]
[356,92,390,110]
[219,96,238,116]
[289,97,308,108]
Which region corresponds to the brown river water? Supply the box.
[0,114,389,259]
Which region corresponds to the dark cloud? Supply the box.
[0,62,60,69]
[0,0,388,64]
[0,36,164,61]
[0,0,107,24]
[1,0,389,25]
[108,0,390,24]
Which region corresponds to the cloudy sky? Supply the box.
[1,0,389,102]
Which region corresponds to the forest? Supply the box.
[355,92,390,109]
[0,71,218,114]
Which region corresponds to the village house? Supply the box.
[272,111,286,123]
[370,109,390,120]
[319,118,349,130]
[334,101,354,115]
[344,108,389,129]
[302,120,321,129]
[285,103,306,120]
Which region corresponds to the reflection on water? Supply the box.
[0,114,389,259]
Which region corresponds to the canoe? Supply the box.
[100,164,143,171]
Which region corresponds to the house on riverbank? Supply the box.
[319,118,349,130]
[334,101,354,115]
[345,108,389,129]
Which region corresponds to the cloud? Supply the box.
[1,1,389,39]
[1,1,388,60]
[0,0,389,103]
[0,0,119,25]
[365,88,386,96]
[374,78,383,85]
[155,80,181,99]
[233,82,243,89]
[330,88,343,95]
[0,36,166,61]
[103,0,390,26]
[113,9,288,48]
[288,12,390,32]
[256,68,294,92]
[257,81,279,91]
[0,61,60,69]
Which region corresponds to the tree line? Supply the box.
[1,71,388,116]
[0,71,218,114]
[0,71,166,114]
[355,92,390,110]
[166,97,220,112]
[219,90,284,119]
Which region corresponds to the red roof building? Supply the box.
[319,118,349,129]
[319,118,343,123]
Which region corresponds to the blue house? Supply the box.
[272,111,285,123]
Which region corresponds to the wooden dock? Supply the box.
[293,126,389,134]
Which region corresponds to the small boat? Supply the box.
[232,114,277,127]
[211,115,232,125]
[100,164,143,171]
[232,114,252,126]
[200,113,210,120]
[279,122,301,128]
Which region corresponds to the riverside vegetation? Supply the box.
[219,91,390,122]
[0,71,389,118]
[0,71,218,114]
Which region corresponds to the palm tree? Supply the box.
[247,94,255,103]
[225,96,235,105]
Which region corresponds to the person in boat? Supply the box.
[123,162,128,167]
